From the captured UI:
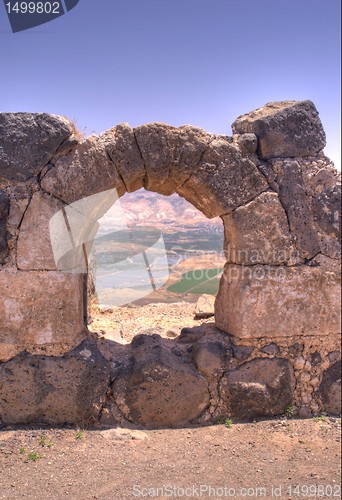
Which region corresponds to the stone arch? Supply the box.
[0,100,341,425]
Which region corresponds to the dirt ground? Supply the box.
[88,301,214,344]
[1,418,341,500]
[2,297,341,500]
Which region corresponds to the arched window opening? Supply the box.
[87,189,225,343]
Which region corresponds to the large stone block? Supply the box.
[215,263,341,339]
[0,341,110,425]
[134,124,213,195]
[222,191,298,265]
[0,269,85,349]
[17,191,65,270]
[313,183,341,260]
[220,358,295,419]
[0,189,9,264]
[271,159,320,259]
[41,136,126,204]
[0,113,73,182]
[178,138,268,218]
[134,123,180,193]
[232,100,326,159]
[103,123,146,192]
[112,334,210,427]
[298,161,341,260]
[169,125,213,191]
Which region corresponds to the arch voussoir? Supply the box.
[41,135,126,204]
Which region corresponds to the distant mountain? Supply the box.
[97,189,222,233]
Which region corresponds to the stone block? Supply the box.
[222,191,297,265]
[103,123,146,192]
[220,358,295,419]
[0,113,73,182]
[271,159,321,259]
[112,334,210,427]
[0,269,85,351]
[17,192,64,270]
[194,294,215,318]
[178,138,268,218]
[215,263,341,338]
[0,341,110,425]
[192,339,229,378]
[232,100,326,159]
[134,124,212,195]
[41,136,126,204]
[319,361,341,415]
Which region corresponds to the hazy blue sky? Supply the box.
[1,0,341,167]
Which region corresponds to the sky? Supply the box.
[0,0,341,168]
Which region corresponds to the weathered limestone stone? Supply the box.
[112,334,210,427]
[300,157,341,259]
[7,195,29,233]
[17,192,65,270]
[313,183,341,259]
[271,159,321,259]
[134,124,212,195]
[178,138,268,218]
[215,263,341,339]
[232,100,326,159]
[102,123,145,192]
[134,123,180,193]
[165,125,213,193]
[170,125,215,176]
[41,136,126,204]
[319,361,341,415]
[234,133,258,155]
[194,294,215,318]
[313,185,341,238]
[0,269,85,349]
[220,358,295,419]
[0,189,9,263]
[0,113,74,182]
[222,191,297,265]
[0,341,110,425]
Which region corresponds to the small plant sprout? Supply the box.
[313,414,328,423]
[26,452,42,462]
[19,447,26,455]
[284,404,295,418]
[38,435,54,448]
[75,430,84,440]
[38,435,47,446]
[224,418,233,429]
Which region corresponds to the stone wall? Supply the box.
[0,101,340,427]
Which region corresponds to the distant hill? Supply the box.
[97,189,223,234]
